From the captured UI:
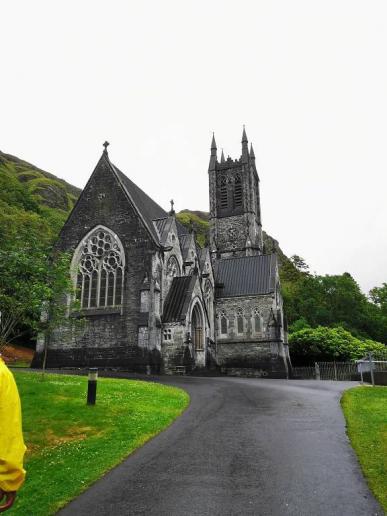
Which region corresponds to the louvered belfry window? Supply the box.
[220,175,228,209]
[75,228,124,309]
[234,174,242,207]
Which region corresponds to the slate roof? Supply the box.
[111,163,168,243]
[153,217,171,244]
[153,217,169,237]
[108,158,189,246]
[162,275,197,322]
[214,254,277,298]
[179,234,194,261]
[176,220,189,237]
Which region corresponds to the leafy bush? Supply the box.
[176,211,209,247]
[289,326,386,365]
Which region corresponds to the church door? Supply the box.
[191,304,205,366]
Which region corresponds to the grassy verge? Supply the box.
[341,386,387,511]
[11,372,189,515]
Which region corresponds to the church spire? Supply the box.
[221,148,225,163]
[241,126,249,163]
[209,132,217,171]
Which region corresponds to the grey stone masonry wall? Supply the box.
[32,155,162,372]
[161,322,194,374]
[215,295,288,378]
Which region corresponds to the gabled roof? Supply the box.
[176,219,189,237]
[110,161,168,244]
[180,234,194,261]
[106,155,190,247]
[153,217,172,245]
[162,275,197,323]
[214,254,277,298]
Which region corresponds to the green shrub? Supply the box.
[289,326,386,365]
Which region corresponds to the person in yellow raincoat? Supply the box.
[0,356,26,512]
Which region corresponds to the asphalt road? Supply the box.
[59,377,381,516]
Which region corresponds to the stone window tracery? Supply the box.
[218,310,228,335]
[75,228,124,309]
[167,256,180,278]
[253,308,262,334]
[236,308,244,334]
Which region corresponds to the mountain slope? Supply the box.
[0,151,80,211]
[0,150,289,263]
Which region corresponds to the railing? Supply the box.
[292,351,387,385]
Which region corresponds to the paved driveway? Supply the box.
[59,377,381,516]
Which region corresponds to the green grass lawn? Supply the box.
[341,386,387,512]
[11,372,189,515]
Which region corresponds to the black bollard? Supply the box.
[87,368,98,405]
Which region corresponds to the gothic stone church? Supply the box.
[34,129,291,378]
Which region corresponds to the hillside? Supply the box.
[2,150,386,349]
[0,151,81,241]
[0,151,288,260]
[0,150,80,211]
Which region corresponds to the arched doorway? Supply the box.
[191,303,204,352]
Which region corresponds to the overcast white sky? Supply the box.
[2,0,386,294]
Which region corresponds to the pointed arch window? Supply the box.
[74,228,125,309]
[167,256,180,278]
[236,308,244,334]
[253,308,262,335]
[218,310,228,336]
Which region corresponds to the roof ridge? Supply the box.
[108,161,168,246]
[217,253,276,262]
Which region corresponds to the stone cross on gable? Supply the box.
[103,141,110,152]
[169,199,175,215]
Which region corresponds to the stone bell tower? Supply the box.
[208,128,263,259]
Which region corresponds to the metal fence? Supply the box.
[292,351,387,385]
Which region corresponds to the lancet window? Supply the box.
[236,308,244,334]
[74,228,125,309]
[167,256,180,278]
[218,310,228,335]
[253,309,262,334]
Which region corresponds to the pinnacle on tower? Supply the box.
[241,126,248,144]
[221,149,225,163]
[209,132,217,171]
[241,126,249,163]
[211,132,217,153]
[250,143,255,160]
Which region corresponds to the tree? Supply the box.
[288,326,386,365]
[0,233,76,361]
[369,283,387,314]
[290,255,310,274]
[281,263,387,344]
